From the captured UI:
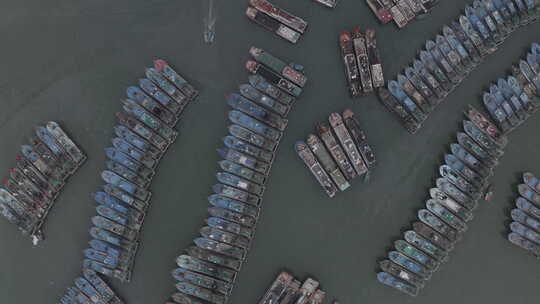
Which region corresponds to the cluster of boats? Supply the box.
[378,105,510,296]
[84,59,198,283]
[339,27,385,97]
[507,172,540,257]
[259,271,326,304]
[482,43,540,132]
[166,47,306,304]
[295,109,376,198]
[0,121,86,244]
[366,0,440,28]
[59,269,124,304]
[245,0,308,44]
[378,1,540,133]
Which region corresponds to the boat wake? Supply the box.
[203,0,216,44]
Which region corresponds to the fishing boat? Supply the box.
[317,122,356,181]
[194,237,245,260]
[520,60,540,90]
[145,68,188,108]
[173,268,233,296]
[200,226,251,249]
[126,87,177,126]
[248,75,296,105]
[208,206,256,227]
[436,178,477,210]
[436,35,467,75]
[259,272,293,304]
[206,216,254,239]
[88,239,134,265]
[216,172,264,196]
[419,51,453,91]
[238,84,289,116]
[245,60,302,97]
[377,88,421,134]
[114,125,162,160]
[329,112,368,176]
[139,78,181,114]
[483,92,512,132]
[516,197,540,221]
[229,110,281,142]
[175,281,227,304]
[351,27,373,94]
[96,205,140,232]
[397,74,432,114]
[490,84,521,127]
[418,209,461,242]
[223,135,273,163]
[10,167,54,199]
[295,278,319,304]
[176,255,237,283]
[377,271,419,296]
[213,184,260,207]
[306,134,350,191]
[444,154,485,188]
[465,105,507,145]
[510,221,540,244]
[15,156,60,193]
[404,67,438,106]
[312,0,338,8]
[116,112,169,152]
[295,141,337,198]
[388,80,427,123]
[101,170,151,202]
[339,30,361,97]
[245,7,300,44]
[6,175,49,207]
[508,232,540,256]
[67,287,93,304]
[430,187,474,221]
[218,147,270,175]
[442,26,475,69]
[74,277,107,304]
[394,240,439,270]
[22,143,65,181]
[154,59,199,101]
[45,121,86,165]
[379,260,424,288]
[186,246,242,271]
[92,216,138,241]
[349,119,374,159]
[413,60,446,100]
[507,76,536,114]
[170,292,207,304]
[457,133,498,168]
[426,199,468,232]
[249,47,307,87]
[229,124,277,152]
[121,100,178,142]
[497,79,528,122]
[425,40,461,84]
[83,259,130,283]
[388,251,431,280]
[218,160,266,185]
[249,0,308,33]
[30,133,75,175]
[524,172,540,194]
[365,0,393,24]
[440,165,482,198]
[404,230,449,260]
[82,269,124,304]
[448,22,482,64]
[365,29,384,88]
[89,227,138,251]
[103,184,149,213]
[463,121,505,156]
[105,161,149,189]
[226,94,288,131]
[412,221,454,251]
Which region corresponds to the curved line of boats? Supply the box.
[295,109,376,198]
[378,43,540,296]
[507,172,540,256]
[0,122,86,245]
[378,1,540,134]
[166,47,306,304]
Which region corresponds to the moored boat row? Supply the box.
[0,121,86,245]
[246,0,308,44]
[258,271,326,304]
[167,47,306,304]
[378,3,540,133]
[366,0,440,28]
[83,59,198,283]
[295,109,376,198]
[58,269,124,304]
[339,27,384,97]
[378,104,508,296]
[507,172,540,257]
